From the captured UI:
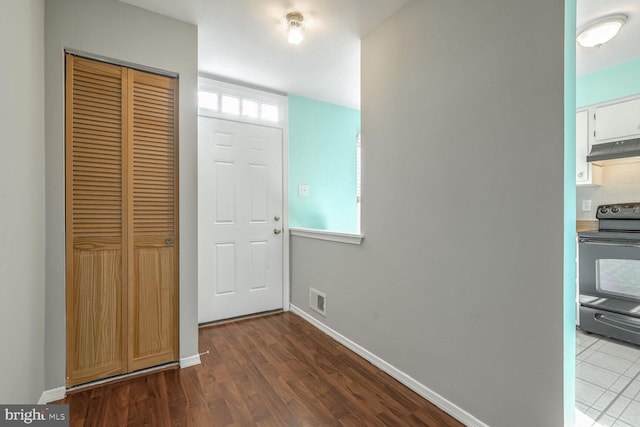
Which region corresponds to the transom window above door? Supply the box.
[198,77,283,124]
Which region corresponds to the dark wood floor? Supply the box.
[59,312,464,426]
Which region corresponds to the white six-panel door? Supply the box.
[198,117,283,323]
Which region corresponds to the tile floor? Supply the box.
[576,328,640,427]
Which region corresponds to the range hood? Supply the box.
[587,138,640,163]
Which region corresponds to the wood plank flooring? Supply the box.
[58,312,464,426]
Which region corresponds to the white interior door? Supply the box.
[198,117,283,323]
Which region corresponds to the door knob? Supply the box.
[273,228,282,235]
[166,238,174,245]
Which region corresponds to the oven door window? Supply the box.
[597,259,640,300]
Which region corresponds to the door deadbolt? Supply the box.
[274,215,281,221]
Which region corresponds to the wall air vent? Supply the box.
[309,287,327,316]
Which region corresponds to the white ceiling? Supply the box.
[577,0,640,76]
[119,0,640,106]
[119,0,412,109]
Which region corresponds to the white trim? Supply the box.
[289,227,364,245]
[38,386,66,404]
[282,99,291,312]
[180,354,202,369]
[289,305,489,427]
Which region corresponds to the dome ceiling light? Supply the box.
[577,14,628,48]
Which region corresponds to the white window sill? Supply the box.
[289,227,364,245]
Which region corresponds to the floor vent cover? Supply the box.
[309,288,327,316]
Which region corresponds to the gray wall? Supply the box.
[0,0,45,403]
[45,0,198,389]
[291,0,565,425]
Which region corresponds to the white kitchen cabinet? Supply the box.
[594,97,640,142]
[576,110,602,186]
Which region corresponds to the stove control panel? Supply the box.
[596,203,640,220]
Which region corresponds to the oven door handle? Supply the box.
[595,313,640,334]
[579,238,640,248]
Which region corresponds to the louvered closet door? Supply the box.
[66,55,179,386]
[127,70,179,371]
[65,55,128,386]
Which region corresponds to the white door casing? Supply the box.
[198,117,283,322]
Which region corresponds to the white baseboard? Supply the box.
[38,356,199,403]
[289,304,489,427]
[38,386,66,404]
[180,354,201,369]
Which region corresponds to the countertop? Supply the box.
[577,220,598,233]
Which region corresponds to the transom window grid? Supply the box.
[198,85,281,124]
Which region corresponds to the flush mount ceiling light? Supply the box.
[286,11,304,45]
[577,14,628,48]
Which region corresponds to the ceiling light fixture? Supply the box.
[577,14,627,48]
[286,11,304,45]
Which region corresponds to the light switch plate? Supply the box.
[298,184,309,196]
[582,200,592,212]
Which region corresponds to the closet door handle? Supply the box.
[165,238,174,245]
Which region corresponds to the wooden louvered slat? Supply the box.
[130,109,175,122]
[72,135,122,145]
[135,133,174,141]
[134,87,174,96]
[73,76,121,90]
[73,185,121,192]
[73,100,122,115]
[135,162,173,172]
[134,114,174,125]
[73,63,122,81]
[73,153,121,163]
[73,89,121,103]
[74,118,122,130]
[72,110,121,122]
[73,77,122,90]
[73,93,121,108]
[134,97,174,106]
[73,80,122,93]
[73,146,121,156]
[133,95,174,107]
[74,123,122,133]
[73,164,121,172]
[134,140,175,150]
[73,126,123,140]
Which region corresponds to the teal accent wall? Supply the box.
[577,57,640,107]
[565,0,577,424]
[288,95,360,233]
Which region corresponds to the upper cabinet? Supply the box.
[576,110,602,186]
[594,98,640,142]
[576,95,640,186]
